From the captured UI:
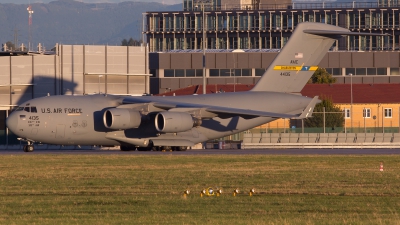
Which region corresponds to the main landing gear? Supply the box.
[120,145,188,151]
[152,146,188,151]
[120,145,154,151]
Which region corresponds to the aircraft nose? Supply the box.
[6,113,18,133]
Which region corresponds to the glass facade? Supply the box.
[165,69,204,77]
[162,67,399,77]
[345,68,387,76]
[145,2,400,52]
[209,68,251,76]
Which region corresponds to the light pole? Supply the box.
[202,4,206,95]
[348,73,353,132]
[232,49,244,92]
[98,75,103,94]
[196,1,209,95]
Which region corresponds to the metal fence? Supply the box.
[241,132,400,149]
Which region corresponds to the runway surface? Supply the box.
[1,148,400,155]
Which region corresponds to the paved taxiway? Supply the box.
[1,148,400,155]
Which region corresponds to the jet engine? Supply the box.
[103,108,142,130]
[155,111,201,133]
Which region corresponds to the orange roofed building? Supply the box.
[160,83,400,133]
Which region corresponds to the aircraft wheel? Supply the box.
[178,146,187,151]
[137,147,151,151]
[25,145,34,152]
[152,146,161,151]
[171,146,187,151]
[163,146,172,151]
[138,141,153,151]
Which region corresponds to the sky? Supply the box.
[1,0,182,4]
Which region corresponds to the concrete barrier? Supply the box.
[241,133,400,149]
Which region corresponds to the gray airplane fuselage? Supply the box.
[6,92,311,146]
[7,23,378,151]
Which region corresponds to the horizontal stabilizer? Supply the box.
[304,29,390,37]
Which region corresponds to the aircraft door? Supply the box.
[56,124,65,139]
[17,114,30,133]
[18,115,26,126]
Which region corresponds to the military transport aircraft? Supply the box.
[6,22,386,152]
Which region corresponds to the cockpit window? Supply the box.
[14,106,37,113]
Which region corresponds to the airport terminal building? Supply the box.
[145,0,399,52]
[144,0,400,94]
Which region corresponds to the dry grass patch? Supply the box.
[0,154,400,224]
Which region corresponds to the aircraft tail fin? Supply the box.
[251,22,384,93]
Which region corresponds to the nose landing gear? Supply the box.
[23,144,34,152]
[18,138,35,152]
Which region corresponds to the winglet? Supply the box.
[293,96,319,119]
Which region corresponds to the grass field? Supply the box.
[0,154,400,224]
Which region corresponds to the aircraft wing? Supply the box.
[122,96,318,119]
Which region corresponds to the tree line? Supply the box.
[2,41,26,51]
[121,38,142,46]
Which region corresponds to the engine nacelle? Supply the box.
[155,111,200,133]
[103,108,142,130]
